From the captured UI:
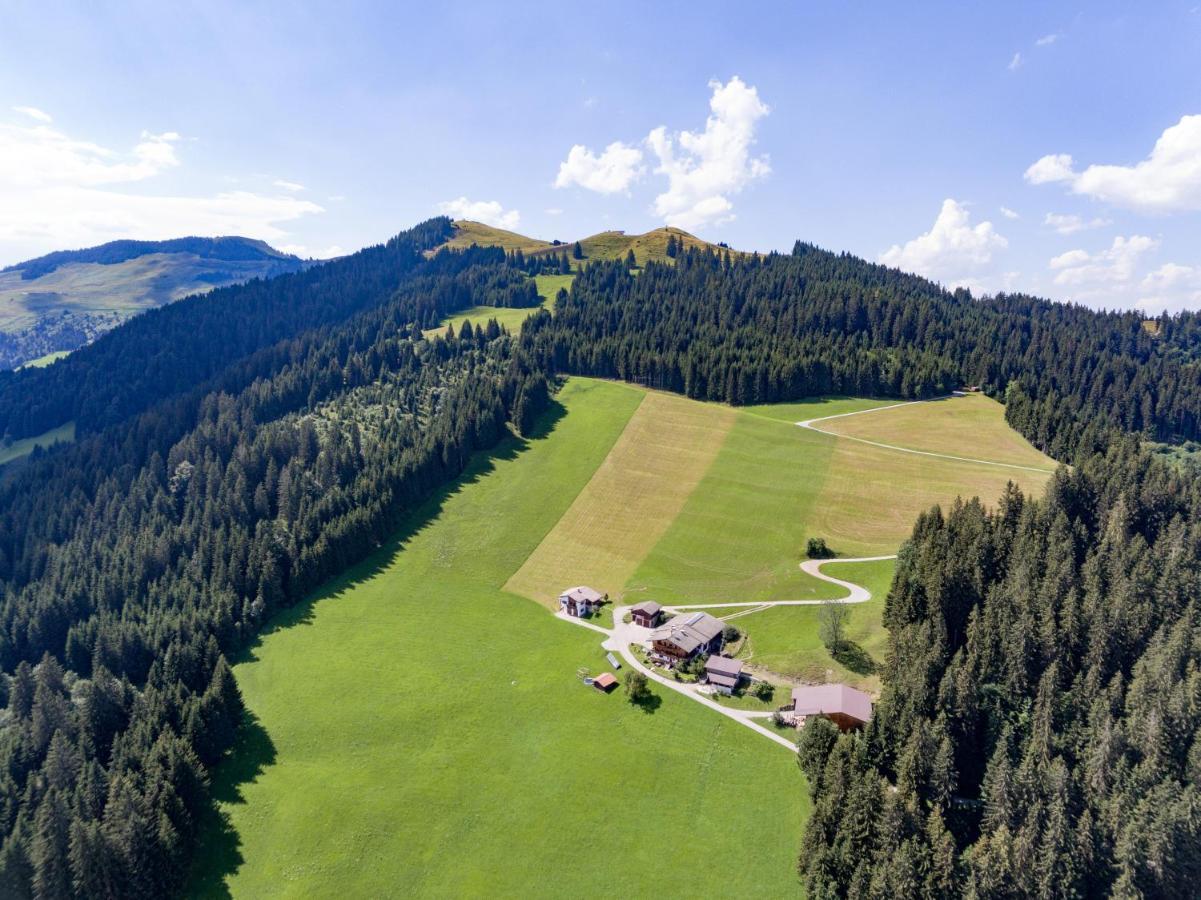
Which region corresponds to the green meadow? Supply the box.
[192,379,808,898]
[0,421,75,466]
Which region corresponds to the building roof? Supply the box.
[560,586,603,605]
[593,672,617,689]
[706,672,739,689]
[631,601,662,616]
[791,684,873,723]
[704,655,744,677]
[648,612,725,655]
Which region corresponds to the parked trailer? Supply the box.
[605,652,621,669]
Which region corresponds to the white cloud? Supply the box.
[1008,51,1024,71]
[273,179,305,192]
[1024,153,1076,185]
[647,76,771,229]
[879,199,1008,289]
[1049,235,1157,287]
[1043,212,1112,234]
[0,116,321,263]
[1000,206,1020,219]
[554,141,644,194]
[1024,115,1201,212]
[437,196,521,230]
[551,76,771,230]
[544,207,563,216]
[1137,263,1201,313]
[12,105,52,123]
[279,243,348,259]
[1035,33,1060,46]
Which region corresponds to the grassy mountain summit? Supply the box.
[439,219,742,265]
[0,236,306,370]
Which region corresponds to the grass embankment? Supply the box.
[16,350,70,370]
[192,378,808,898]
[0,421,75,466]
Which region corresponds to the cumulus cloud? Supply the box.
[646,76,771,229]
[0,115,322,264]
[1043,212,1111,234]
[554,141,644,194]
[1008,52,1024,71]
[1137,263,1201,313]
[437,196,521,230]
[1024,115,1201,212]
[279,243,348,260]
[273,179,305,192]
[552,76,771,230]
[12,105,52,123]
[1000,206,1020,219]
[879,199,1008,289]
[1025,153,1076,185]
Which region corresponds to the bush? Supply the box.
[722,624,741,644]
[751,680,774,701]
[806,537,833,559]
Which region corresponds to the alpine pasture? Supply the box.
[195,376,1057,896]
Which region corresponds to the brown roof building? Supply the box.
[703,655,744,694]
[648,612,725,667]
[787,684,872,732]
[630,601,662,628]
[559,585,603,618]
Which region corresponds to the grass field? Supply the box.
[819,393,1056,471]
[423,274,572,339]
[0,421,75,466]
[16,350,70,369]
[504,391,736,607]
[192,379,808,898]
[732,558,897,691]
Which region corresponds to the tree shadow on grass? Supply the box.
[188,711,276,898]
[189,398,570,894]
[832,641,877,676]
[631,692,663,715]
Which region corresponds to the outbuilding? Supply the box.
[703,655,744,695]
[630,601,662,628]
[593,672,617,692]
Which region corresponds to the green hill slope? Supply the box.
[438,220,743,266]
[0,237,306,370]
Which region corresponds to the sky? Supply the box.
[2,1,1200,312]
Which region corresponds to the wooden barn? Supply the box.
[629,600,662,628]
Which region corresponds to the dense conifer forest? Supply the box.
[2,221,1201,896]
[0,220,550,897]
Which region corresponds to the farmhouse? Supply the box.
[629,600,662,628]
[784,684,872,732]
[559,585,603,617]
[703,655,744,695]
[648,612,724,667]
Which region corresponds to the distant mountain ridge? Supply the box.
[0,236,308,370]
[4,235,299,280]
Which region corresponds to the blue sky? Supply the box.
[2,1,1200,310]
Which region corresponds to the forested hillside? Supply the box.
[521,244,1201,458]
[0,220,550,897]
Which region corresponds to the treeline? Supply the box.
[797,439,1201,897]
[0,218,457,441]
[519,244,1201,456]
[0,228,549,897]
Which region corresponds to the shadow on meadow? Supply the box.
[187,397,568,894]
